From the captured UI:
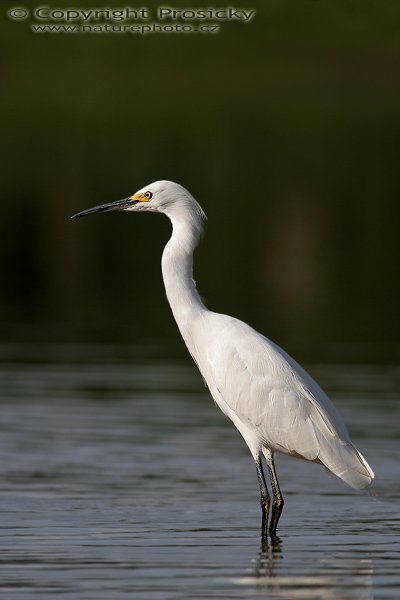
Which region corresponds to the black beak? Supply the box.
[71,197,138,219]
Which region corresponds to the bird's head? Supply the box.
[71,180,206,222]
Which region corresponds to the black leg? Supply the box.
[255,455,270,544]
[264,449,284,539]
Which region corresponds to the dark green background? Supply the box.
[1,0,399,361]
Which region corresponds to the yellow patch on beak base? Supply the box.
[130,191,152,202]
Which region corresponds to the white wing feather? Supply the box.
[190,312,373,489]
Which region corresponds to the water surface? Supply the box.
[0,344,399,598]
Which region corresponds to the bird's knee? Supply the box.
[273,495,284,512]
[260,495,270,511]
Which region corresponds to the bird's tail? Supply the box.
[320,440,374,489]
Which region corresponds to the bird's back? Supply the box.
[189,311,374,489]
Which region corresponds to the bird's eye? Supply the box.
[144,191,153,200]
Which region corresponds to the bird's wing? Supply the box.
[200,313,350,462]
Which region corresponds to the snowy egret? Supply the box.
[72,180,374,538]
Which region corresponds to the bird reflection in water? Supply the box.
[247,529,373,600]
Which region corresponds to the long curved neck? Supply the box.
[161,210,207,337]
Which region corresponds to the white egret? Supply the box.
[72,180,374,538]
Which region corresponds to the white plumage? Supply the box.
[72,179,374,538]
